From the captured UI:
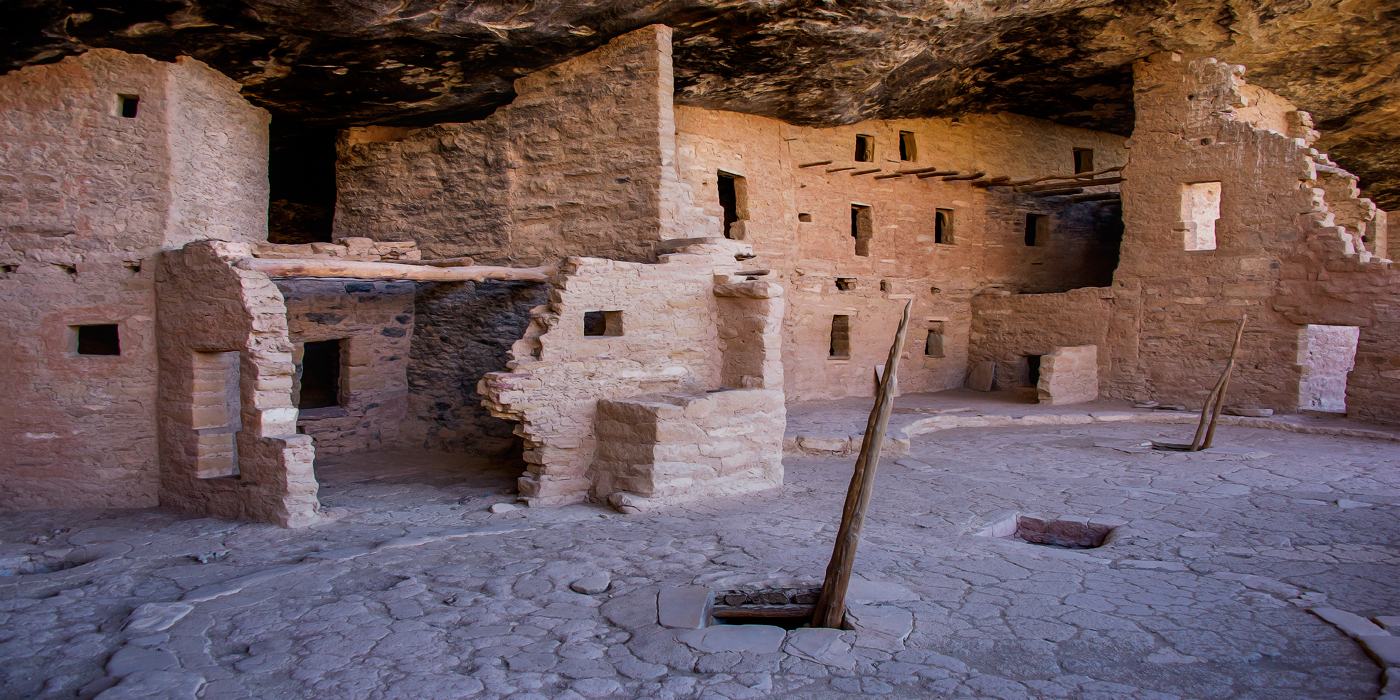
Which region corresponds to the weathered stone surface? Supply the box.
[123,603,194,633]
[657,586,712,630]
[676,625,786,654]
[783,628,856,670]
[1363,636,1400,668]
[570,573,612,595]
[1312,608,1389,638]
[844,604,914,652]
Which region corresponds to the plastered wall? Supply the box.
[0,50,270,511]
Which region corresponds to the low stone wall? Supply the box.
[1037,345,1099,405]
[592,389,785,512]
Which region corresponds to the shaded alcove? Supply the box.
[268,121,339,244]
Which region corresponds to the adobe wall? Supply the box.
[672,107,1127,401]
[156,241,319,527]
[334,25,676,265]
[0,50,270,512]
[277,279,415,454]
[480,240,756,506]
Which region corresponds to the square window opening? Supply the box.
[798,212,812,222]
[899,131,918,161]
[1024,214,1050,246]
[584,310,623,337]
[830,315,851,359]
[74,324,121,356]
[836,277,857,291]
[935,208,954,244]
[1073,148,1094,174]
[717,171,748,239]
[854,135,874,162]
[117,94,139,118]
[298,339,343,410]
[1180,181,1222,251]
[851,204,873,256]
[925,323,946,358]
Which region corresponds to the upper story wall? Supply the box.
[334,25,676,266]
[0,49,269,256]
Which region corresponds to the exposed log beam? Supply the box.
[1017,176,1124,193]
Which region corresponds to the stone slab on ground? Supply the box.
[1313,607,1390,638]
[1363,636,1400,668]
[783,628,856,669]
[676,625,786,654]
[658,586,712,629]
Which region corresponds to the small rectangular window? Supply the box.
[899,131,917,161]
[1180,181,1222,251]
[835,277,856,291]
[74,324,121,356]
[583,310,623,337]
[925,323,945,358]
[830,315,851,358]
[1024,214,1049,246]
[934,209,954,244]
[717,171,748,239]
[118,94,139,119]
[798,213,812,222]
[1073,148,1094,173]
[855,135,874,162]
[298,339,342,410]
[851,204,873,256]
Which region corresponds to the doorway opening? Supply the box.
[268,121,338,244]
[298,339,343,410]
[717,172,748,239]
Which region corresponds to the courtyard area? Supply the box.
[2,404,1398,700]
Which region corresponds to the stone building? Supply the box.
[0,26,1393,525]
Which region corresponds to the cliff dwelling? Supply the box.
[2,5,1399,700]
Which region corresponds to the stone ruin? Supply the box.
[1,27,1396,526]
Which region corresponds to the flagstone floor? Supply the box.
[2,410,1398,700]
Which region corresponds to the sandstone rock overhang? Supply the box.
[3,1,1399,207]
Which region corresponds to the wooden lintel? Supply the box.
[799,160,835,168]
[1030,187,1086,197]
[236,258,555,282]
[398,256,475,267]
[895,166,943,175]
[941,171,987,181]
[826,166,856,173]
[915,170,960,178]
[710,604,815,619]
[872,173,904,180]
[1017,176,1124,193]
[850,168,882,176]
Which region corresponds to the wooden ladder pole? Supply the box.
[812,300,913,629]
[1189,315,1247,451]
[1202,315,1247,449]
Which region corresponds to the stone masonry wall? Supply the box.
[0,50,270,511]
[673,107,1127,402]
[970,54,1399,420]
[157,241,319,527]
[480,240,754,506]
[277,279,415,455]
[334,25,675,266]
[402,280,549,455]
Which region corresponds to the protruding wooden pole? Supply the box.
[812,300,913,629]
[1190,315,1247,451]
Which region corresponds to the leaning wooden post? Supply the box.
[812,300,913,629]
[1189,315,1247,451]
[1202,315,1248,449]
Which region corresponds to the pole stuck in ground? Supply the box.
[812,300,913,629]
[1189,314,1248,451]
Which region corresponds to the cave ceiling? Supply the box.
[4,0,1399,207]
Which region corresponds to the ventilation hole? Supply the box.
[583,310,623,337]
[798,213,812,222]
[835,278,856,291]
[118,94,139,118]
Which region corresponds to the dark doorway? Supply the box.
[1026,355,1042,386]
[75,324,120,356]
[299,340,342,409]
[268,121,338,244]
[718,173,739,238]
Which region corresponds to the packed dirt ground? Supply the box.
[2,404,1398,700]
